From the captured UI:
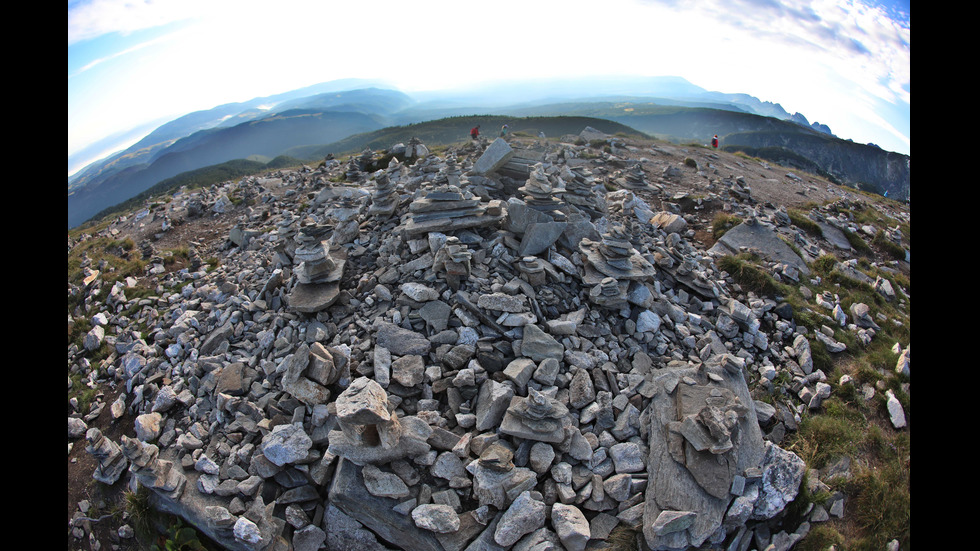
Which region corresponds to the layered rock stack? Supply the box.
[288,225,346,313]
[519,163,564,215]
[85,428,129,485]
[401,184,503,238]
[614,164,650,191]
[368,169,399,218]
[559,165,602,219]
[121,435,187,500]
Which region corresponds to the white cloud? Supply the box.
[68,0,201,44]
[68,0,909,158]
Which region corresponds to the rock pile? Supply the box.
[68,134,907,551]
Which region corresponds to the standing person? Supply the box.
[711,135,719,149]
[500,124,509,137]
[470,125,480,140]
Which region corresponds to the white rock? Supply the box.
[885,390,907,428]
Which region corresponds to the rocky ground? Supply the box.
[68,130,909,551]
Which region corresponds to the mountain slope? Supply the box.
[67,109,385,228]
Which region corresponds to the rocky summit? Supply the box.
[68,132,910,551]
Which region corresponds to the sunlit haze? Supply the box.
[68,0,910,178]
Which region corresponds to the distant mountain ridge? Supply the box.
[67,77,907,229]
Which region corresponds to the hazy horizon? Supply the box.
[68,0,910,178]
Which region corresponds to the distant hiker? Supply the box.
[470,126,480,140]
[500,124,509,137]
[711,135,719,149]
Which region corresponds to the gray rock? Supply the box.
[651,510,697,536]
[478,293,526,313]
[494,491,546,547]
[520,325,563,362]
[392,355,425,388]
[519,221,567,256]
[551,503,590,551]
[886,390,907,429]
[376,322,431,356]
[292,525,326,551]
[261,424,313,467]
[475,379,515,432]
[568,368,596,410]
[709,220,809,275]
[362,464,410,499]
[472,138,515,175]
[412,504,461,533]
[753,441,806,519]
[68,417,88,439]
[609,442,644,473]
[401,282,440,302]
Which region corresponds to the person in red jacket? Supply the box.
[470,125,480,140]
[711,135,719,148]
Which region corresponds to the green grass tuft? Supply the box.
[718,254,785,297]
[711,212,742,240]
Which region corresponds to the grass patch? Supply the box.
[789,405,866,470]
[872,230,907,260]
[718,254,786,297]
[843,229,872,256]
[711,213,742,239]
[68,237,146,287]
[840,460,911,550]
[125,486,156,540]
[795,525,845,551]
[788,209,822,237]
[69,373,99,415]
[604,524,641,551]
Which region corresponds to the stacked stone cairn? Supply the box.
[614,164,650,191]
[432,236,473,290]
[368,168,399,218]
[559,165,602,219]
[288,224,346,313]
[519,163,564,215]
[121,434,187,500]
[405,136,430,159]
[85,427,129,484]
[345,156,363,183]
[401,184,502,238]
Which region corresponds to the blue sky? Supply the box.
[68,0,909,177]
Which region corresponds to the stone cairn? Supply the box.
[402,184,502,239]
[345,156,363,183]
[368,169,399,218]
[120,435,187,500]
[294,225,343,286]
[288,224,346,313]
[405,136,429,159]
[499,387,571,444]
[85,427,129,485]
[614,164,650,191]
[327,377,432,465]
[432,236,473,290]
[559,165,602,219]
[519,163,564,216]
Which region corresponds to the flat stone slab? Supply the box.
[288,282,341,313]
[709,222,809,275]
[328,459,445,551]
[472,138,515,175]
[642,363,767,550]
[401,213,504,238]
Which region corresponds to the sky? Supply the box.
[68,0,910,178]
